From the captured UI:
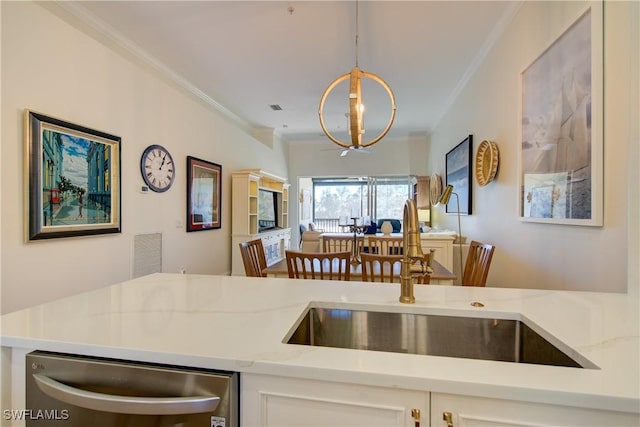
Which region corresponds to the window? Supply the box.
[312,176,414,231]
[373,178,412,219]
[313,179,368,220]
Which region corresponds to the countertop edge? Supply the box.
[3,337,639,415]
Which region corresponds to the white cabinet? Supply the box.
[430,393,639,427]
[241,374,428,427]
[420,233,455,272]
[241,375,639,427]
[232,169,291,276]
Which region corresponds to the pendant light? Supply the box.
[318,0,397,151]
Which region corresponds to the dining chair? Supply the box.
[366,236,403,255]
[412,251,432,284]
[461,240,495,287]
[239,239,267,277]
[285,250,351,281]
[361,253,403,283]
[322,235,363,254]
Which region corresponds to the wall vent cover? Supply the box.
[133,233,162,278]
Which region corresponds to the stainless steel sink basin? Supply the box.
[284,305,597,369]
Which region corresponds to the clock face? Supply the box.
[140,145,175,192]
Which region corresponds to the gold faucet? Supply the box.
[400,199,427,303]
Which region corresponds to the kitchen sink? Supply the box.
[284,304,597,369]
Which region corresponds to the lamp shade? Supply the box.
[439,185,454,205]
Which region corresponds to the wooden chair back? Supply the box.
[322,235,363,254]
[361,253,432,284]
[366,236,403,255]
[285,250,351,281]
[461,241,495,287]
[239,239,267,277]
[412,251,432,284]
[361,253,403,283]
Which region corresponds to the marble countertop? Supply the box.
[2,273,638,413]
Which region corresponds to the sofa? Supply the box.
[301,230,323,252]
[300,222,324,252]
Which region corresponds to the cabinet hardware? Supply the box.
[443,411,454,427]
[411,408,420,427]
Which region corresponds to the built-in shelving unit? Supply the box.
[232,169,291,276]
[249,177,259,234]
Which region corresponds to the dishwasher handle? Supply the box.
[33,373,221,415]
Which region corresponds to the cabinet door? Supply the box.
[416,176,431,209]
[242,374,428,427]
[431,393,639,427]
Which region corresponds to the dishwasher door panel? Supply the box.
[26,351,238,427]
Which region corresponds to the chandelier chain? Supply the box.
[356,0,359,68]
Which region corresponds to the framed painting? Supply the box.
[445,135,473,215]
[24,110,121,241]
[186,156,222,232]
[519,3,603,226]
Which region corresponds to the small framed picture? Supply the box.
[445,135,473,215]
[186,156,222,231]
[24,110,121,241]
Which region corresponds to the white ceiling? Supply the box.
[66,1,519,144]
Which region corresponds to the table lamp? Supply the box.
[439,185,463,284]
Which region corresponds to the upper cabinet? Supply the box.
[416,176,431,209]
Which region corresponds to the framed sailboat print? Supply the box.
[519,2,603,226]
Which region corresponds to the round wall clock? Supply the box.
[140,144,175,192]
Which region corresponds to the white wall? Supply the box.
[0,1,288,313]
[629,0,640,301]
[289,135,429,179]
[428,1,639,293]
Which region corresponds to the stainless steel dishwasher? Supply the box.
[26,351,238,427]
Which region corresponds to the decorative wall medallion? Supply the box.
[429,173,442,205]
[475,140,499,186]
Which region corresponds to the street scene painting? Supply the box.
[520,5,603,226]
[25,110,121,240]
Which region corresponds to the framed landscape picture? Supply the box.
[519,3,603,226]
[445,135,473,215]
[24,110,121,241]
[186,156,222,232]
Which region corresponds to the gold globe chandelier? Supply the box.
[318,0,397,151]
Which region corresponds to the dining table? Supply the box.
[263,257,456,285]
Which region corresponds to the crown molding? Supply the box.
[431,1,524,131]
[48,1,252,133]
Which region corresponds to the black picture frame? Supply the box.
[24,110,122,241]
[445,135,473,215]
[186,156,222,232]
